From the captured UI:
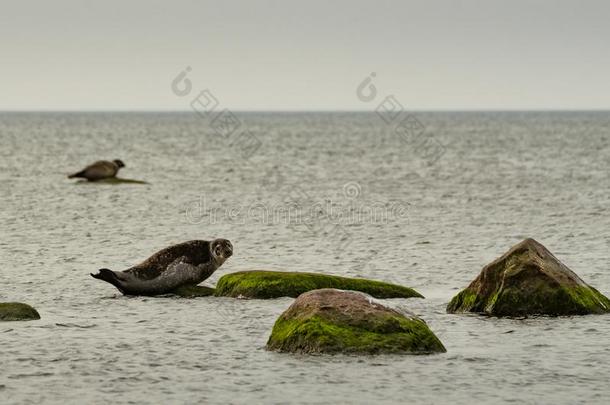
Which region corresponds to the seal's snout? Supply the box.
[225,244,233,258]
[222,240,233,258]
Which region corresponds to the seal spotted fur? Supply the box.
[91,239,233,296]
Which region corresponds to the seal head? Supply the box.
[210,238,233,265]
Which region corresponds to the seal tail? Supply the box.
[68,170,86,179]
[91,268,123,290]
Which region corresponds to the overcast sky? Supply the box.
[1,0,609,110]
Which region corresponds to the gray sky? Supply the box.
[1,0,609,110]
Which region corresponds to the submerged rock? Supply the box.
[170,285,215,297]
[0,302,40,321]
[215,270,423,299]
[447,238,610,316]
[74,177,149,185]
[266,289,446,354]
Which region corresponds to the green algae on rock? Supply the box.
[0,302,40,321]
[214,270,423,299]
[266,289,446,354]
[170,285,215,297]
[447,238,610,316]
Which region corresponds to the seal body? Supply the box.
[91,239,233,296]
[68,159,125,181]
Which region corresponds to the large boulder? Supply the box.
[0,302,40,321]
[215,270,423,299]
[266,289,446,354]
[447,238,610,316]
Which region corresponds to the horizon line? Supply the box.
[1,108,609,113]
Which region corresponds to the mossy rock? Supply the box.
[266,289,445,354]
[447,238,610,316]
[0,302,40,321]
[75,177,149,185]
[215,270,423,299]
[170,285,216,297]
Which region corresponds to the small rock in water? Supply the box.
[0,302,40,321]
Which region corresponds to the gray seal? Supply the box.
[68,159,125,181]
[91,239,233,296]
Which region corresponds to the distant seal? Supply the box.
[91,239,233,296]
[68,159,125,181]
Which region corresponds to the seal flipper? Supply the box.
[91,268,124,292]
